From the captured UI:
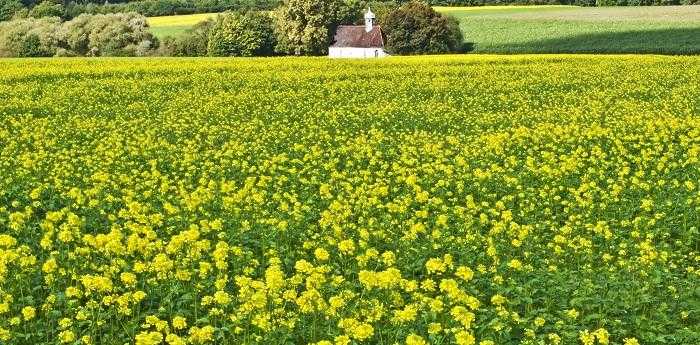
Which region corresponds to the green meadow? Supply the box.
[439,5,700,54]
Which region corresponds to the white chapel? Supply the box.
[329,8,387,59]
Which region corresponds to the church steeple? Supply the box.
[364,7,375,32]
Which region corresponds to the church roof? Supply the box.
[331,26,384,48]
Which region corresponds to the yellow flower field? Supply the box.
[0,55,699,345]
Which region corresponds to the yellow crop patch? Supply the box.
[0,55,698,345]
[147,12,217,28]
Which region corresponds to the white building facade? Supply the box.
[328,47,388,59]
[329,8,388,59]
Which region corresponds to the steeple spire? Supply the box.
[364,7,375,32]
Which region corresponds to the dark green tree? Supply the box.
[207,11,275,57]
[273,0,364,56]
[0,0,24,21]
[28,0,63,18]
[159,18,214,56]
[383,0,463,55]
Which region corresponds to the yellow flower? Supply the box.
[314,248,330,261]
[188,325,215,344]
[623,338,640,345]
[381,251,395,266]
[425,257,446,274]
[428,322,442,334]
[392,304,418,323]
[58,317,72,329]
[59,330,75,344]
[548,333,562,345]
[579,330,595,345]
[0,327,10,341]
[491,294,506,306]
[338,319,373,341]
[42,258,57,273]
[594,328,609,344]
[456,266,474,281]
[455,330,475,345]
[172,316,187,330]
[135,331,163,345]
[508,259,523,270]
[213,290,231,305]
[22,306,36,321]
[406,333,427,345]
[534,316,545,327]
[451,306,475,328]
[352,323,374,341]
[120,272,137,286]
[338,240,355,255]
[358,268,402,289]
[334,335,351,345]
[80,275,113,294]
[166,334,186,345]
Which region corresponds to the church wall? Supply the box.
[329,47,388,59]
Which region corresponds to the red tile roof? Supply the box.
[331,26,385,48]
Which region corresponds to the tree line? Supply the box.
[0,1,467,57]
[2,0,698,23]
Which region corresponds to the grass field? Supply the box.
[439,5,700,54]
[146,5,700,54]
[1,55,699,344]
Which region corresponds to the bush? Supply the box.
[158,18,214,56]
[0,16,61,57]
[383,0,463,55]
[59,12,157,56]
[207,11,275,56]
[0,12,157,57]
[0,0,23,21]
[28,0,63,18]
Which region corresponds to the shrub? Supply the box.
[0,12,157,57]
[0,16,60,57]
[0,0,23,21]
[207,11,275,57]
[28,0,63,18]
[59,12,157,56]
[158,18,214,56]
[383,0,463,55]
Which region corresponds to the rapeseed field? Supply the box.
[0,55,698,345]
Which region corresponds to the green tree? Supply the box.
[59,13,156,56]
[159,19,214,57]
[383,0,463,55]
[273,0,364,56]
[0,16,60,57]
[0,0,24,21]
[28,0,63,18]
[207,11,275,57]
